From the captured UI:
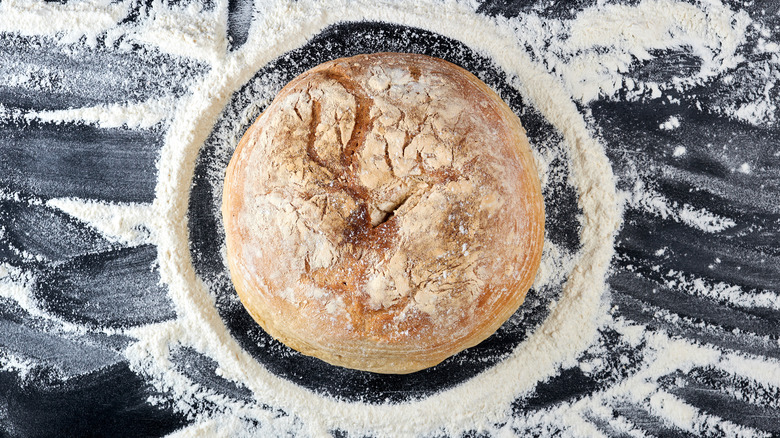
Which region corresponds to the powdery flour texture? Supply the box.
[0,0,778,437]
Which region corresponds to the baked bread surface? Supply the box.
[222,52,544,374]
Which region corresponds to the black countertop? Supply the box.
[1,1,778,437]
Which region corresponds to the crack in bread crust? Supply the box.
[222,53,544,373]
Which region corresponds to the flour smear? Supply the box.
[1,0,778,436]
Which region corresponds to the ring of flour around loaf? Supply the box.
[222,52,544,374]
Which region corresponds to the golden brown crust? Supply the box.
[222,52,544,374]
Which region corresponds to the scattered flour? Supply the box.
[503,0,750,103]
[0,0,129,46]
[0,262,105,336]
[28,98,176,130]
[0,263,45,320]
[660,116,681,131]
[0,0,228,61]
[729,100,777,126]
[46,197,156,247]
[0,0,776,436]
[0,352,38,383]
[629,180,737,233]
[503,0,778,126]
[121,1,228,63]
[664,270,780,311]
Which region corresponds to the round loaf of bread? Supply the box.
[222,53,544,374]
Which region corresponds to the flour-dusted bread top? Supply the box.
[222,53,544,374]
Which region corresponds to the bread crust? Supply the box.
[222,53,544,374]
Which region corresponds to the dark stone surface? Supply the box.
[0,363,188,438]
[1,0,779,436]
[0,122,162,203]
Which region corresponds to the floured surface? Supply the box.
[0,0,778,437]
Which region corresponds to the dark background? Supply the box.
[1,1,778,437]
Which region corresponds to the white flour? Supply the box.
[1,0,778,437]
[660,116,681,131]
[27,98,175,129]
[628,180,737,234]
[47,197,156,247]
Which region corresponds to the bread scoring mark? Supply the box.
[305,95,325,169]
[320,68,375,168]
